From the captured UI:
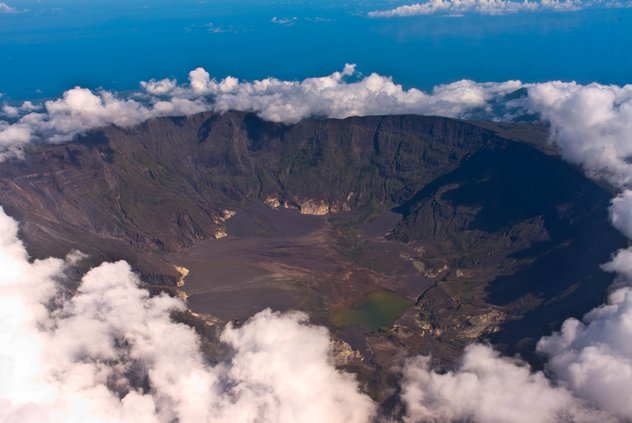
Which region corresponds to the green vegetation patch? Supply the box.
[331,290,412,332]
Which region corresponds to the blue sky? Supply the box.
[1,0,632,101]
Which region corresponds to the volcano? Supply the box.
[0,111,624,401]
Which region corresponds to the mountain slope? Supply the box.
[0,111,624,379]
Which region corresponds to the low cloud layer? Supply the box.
[0,87,210,160]
[537,287,632,421]
[3,65,632,182]
[1,64,522,160]
[0,207,374,422]
[368,0,631,17]
[401,344,610,423]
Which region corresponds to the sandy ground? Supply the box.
[171,200,433,324]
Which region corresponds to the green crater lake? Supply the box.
[331,290,412,332]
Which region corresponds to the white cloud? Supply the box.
[150,65,521,123]
[0,85,211,160]
[188,67,216,95]
[1,101,38,118]
[401,344,611,423]
[602,248,632,283]
[609,191,632,239]
[271,16,298,26]
[537,287,632,421]
[0,208,375,423]
[526,81,632,187]
[140,78,178,96]
[40,88,156,142]
[204,22,228,34]
[402,284,632,422]
[185,22,235,34]
[0,122,32,161]
[368,0,630,17]
[218,311,375,423]
[0,2,16,13]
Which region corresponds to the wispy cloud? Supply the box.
[368,0,631,17]
[0,2,17,13]
[270,16,333,26]
[185,22,239,34]
[271,16,298,26]
[305,17,333,23]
